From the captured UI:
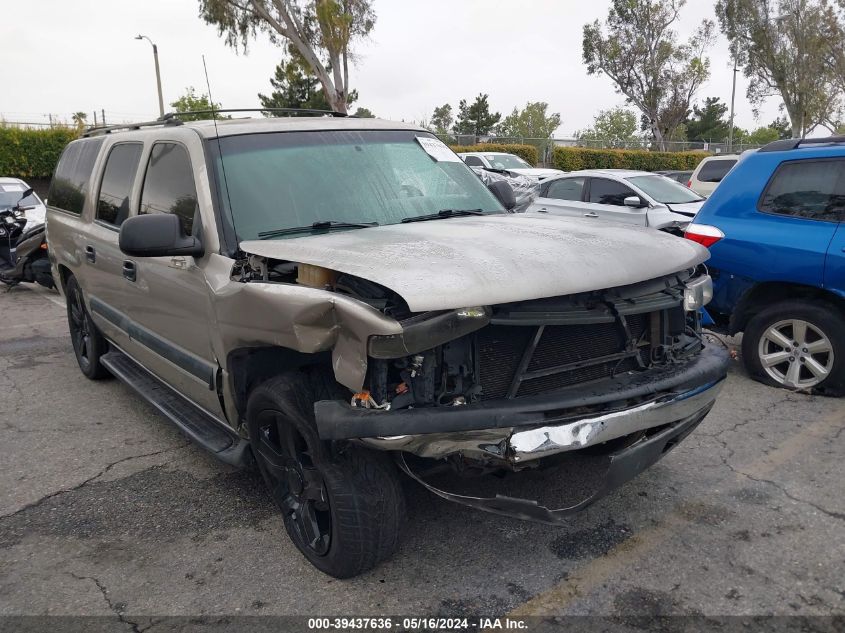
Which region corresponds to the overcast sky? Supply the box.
[3,0,783,135]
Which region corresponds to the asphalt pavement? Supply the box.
[0,283,842,626]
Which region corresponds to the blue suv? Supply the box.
[685,137,845,395]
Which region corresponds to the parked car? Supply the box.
[685,136,845,395]
[0,177,46,230]
[527,169,706,233]
[47,114,727,578]
[688,155,739,196]
[656,170,693,185]
[470,166,539,213]
[457,151,564,180]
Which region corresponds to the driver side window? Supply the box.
[139,143,199,235]
[588,178,637,206]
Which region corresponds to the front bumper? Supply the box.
[315,346,728,464]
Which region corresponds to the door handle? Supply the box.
[583,212,599,218]
[537,208,548,213]
[85,245,96,263]
[122,260,136,282]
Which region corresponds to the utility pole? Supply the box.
[93,111,98,127]
[728,55,738,153]
[101,109,106,126]
[136,35,164,117]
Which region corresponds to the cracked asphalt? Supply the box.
[0,283,843,622]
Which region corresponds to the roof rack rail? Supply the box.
[758,135,845,153]
[82,113,183,137]
[174,107,348,118]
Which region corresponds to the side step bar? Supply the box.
[101,350,251,468]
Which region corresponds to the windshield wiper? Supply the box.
[400,208,485,223]
[258,220,378,240]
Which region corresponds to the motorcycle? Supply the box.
[0,187,54,289]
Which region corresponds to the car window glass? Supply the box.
[139,143,198,235]
[463,156,484,167]
[759,159,845,222]
[697,159,736,183]
[545,177,584,201]
[47,138,104,215]
[588,178,636,206]
[0,184,40,210]
[96,143,143,227]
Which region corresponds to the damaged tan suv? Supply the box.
[46,113,729,578]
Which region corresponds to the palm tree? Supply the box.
[72,112,88,131]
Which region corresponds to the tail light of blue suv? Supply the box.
[684,223,725,248]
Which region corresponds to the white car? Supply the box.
[458,151,564,180]
[687,155,739,196]
[527,169,706,233]
[0,177,46,231]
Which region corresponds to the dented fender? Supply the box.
[203,254,402,394]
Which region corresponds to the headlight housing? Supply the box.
[683,275,713,311]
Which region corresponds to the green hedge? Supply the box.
[0,126,78,179]
[551,146,709,172]
[448,143,539,167]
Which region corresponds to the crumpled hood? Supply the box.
[240,214,708,312]
[509,167,564,180]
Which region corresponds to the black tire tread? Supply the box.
[65,275,111,380]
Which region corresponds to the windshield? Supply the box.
[484,154,531,170]
[627,175,704,204]
[211,130,504,240]
[0,183,40,210]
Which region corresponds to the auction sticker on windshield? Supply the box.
[416,136,461,162]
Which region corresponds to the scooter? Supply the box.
[0,187,54,289]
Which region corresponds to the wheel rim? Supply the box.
[254,411,331,556]
[758,319,834,389]
[68,286,92,369]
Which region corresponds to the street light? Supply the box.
[135,34,164,118]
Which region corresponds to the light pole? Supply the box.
[135,34,164,118]
[728,55,738,153]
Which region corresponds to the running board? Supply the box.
[101,350,251,468]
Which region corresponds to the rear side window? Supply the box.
[588,178,636,206]
[96,143,143,227]
[48,138,104,215]
[545,177,584,201]
[696,159,736,183]
[463,156,484,167]
[139,143,198,235]
[759,159,845,222]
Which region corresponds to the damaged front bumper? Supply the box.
[315,346,728,464]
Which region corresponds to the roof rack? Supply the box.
[82,112,183,137]
[82,107,348,137]
[758,135,845,153]
[184,107,348,118]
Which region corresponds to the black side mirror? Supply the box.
[488,180,516,211]
[20,187,34,200]
[119,213,204,258]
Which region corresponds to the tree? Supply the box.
[352,106,374,117]
[583,0,715,150]
[258,48,358,113]
[716,0,845,137]
[769,115,792,139]
[686,97,730,142]
[429,103,453,134]
[71,112,87,131]
[170,87,224,121]
[453,94,501,137]
[577,107,641,145]
[199,0,375,114]
[497,102,561,139]
[746,126,781,145]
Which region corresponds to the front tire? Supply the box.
[742,300,844,396]
[247,373,406,578]
[65,275,110,380]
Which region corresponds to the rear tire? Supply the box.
[742,300,844,396]
[247,373,406,578]
[65,275,110,380]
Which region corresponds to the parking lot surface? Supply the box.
[0,284,842,621]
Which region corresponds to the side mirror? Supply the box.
[488,180,516,211]
[119,213,204,258]
[624,196,647,209]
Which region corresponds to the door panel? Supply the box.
[114,142,223,417]
[825,223,845,294]
[534,177,590,218]
[586,178,647,226]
